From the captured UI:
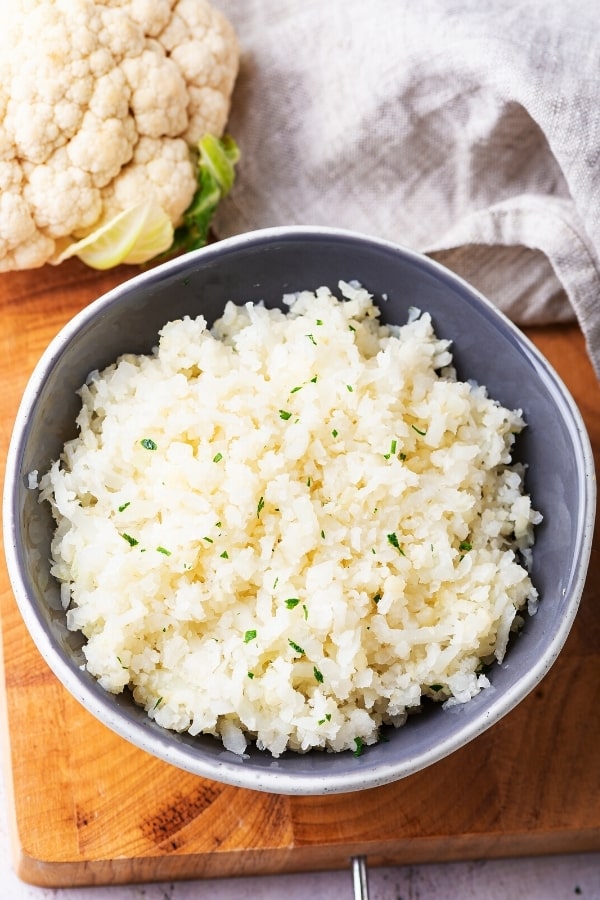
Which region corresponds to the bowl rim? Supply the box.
[3,225,597,794]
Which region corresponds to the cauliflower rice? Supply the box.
[40,282,541,757]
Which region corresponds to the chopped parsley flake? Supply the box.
[399,452,407,461]
[212,452,223,463]
[117,656,128,669]
[257,496,265,517]
[152,696,163,709]
[411,424,427,436]
[306,476,311,487]
[156,546,171,556]
[273,576,279,589]
[244,629,257,643]
[285,598,300,609]
[288,639,305,655]
[118,501,130,512]
[346,384,353,392]
[203,536,213,543]
[306,333,317,345]
[348,325,356,332]
[303,604,308,620]
[247,672,255,679]
[220,550,229,559]
[321,529,326,539]
[332,428,338,438]
[387,532,406,555]
[353,737,364,757]
[316,318,323,326]
[140,438,157,450]
[290,385,302,393]
[279,409,292,420]
[391,439,397,454]
[313,666,324,683]
[373,592,382,605]
[459,540,472,552]
[121,533,138,547]
[310,375,318,383]
[215,521,222,528]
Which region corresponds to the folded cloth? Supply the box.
[214,0,600,378]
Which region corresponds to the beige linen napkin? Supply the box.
[214,0,600,378]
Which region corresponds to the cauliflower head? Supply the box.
[0,0,239,271]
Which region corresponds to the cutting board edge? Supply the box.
[11,827,600,889]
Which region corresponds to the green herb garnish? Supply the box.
[212,452,223,463]
[387,532,406,555]
[303,604,308,620]
[459,540,472,552]
[257,496,265,517]
[346,384,353,392]
[156,546,171,556]
[152,696,163,709]
[244,629,257,643]
[313,666,324,684]
[140,438,157,450]
[353,737,364,757]
[373,592,382,605]
[279,409,292,421]
[247,672,255,679]
[220,550,229,559]
[306,333,317,346]
[288,639,305,655]
[121,533,138,547]
[285,598,300,609]
[118,501,131,512]
[411,424,427,436]
[332,428,338,438]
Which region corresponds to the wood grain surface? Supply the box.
[0,260,598,888]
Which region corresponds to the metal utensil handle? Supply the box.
[352,855,370,900]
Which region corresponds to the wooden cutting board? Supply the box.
[0,260,598,888]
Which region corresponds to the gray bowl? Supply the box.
[3,226,596,795]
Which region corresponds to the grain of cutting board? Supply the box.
[0,260,598,888]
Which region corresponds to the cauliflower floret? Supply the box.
[0,0,239,272]
[159,0,240,142]
[99,136,197,227]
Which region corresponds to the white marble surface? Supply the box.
[1,766,599,900]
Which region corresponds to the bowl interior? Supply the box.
[5,228,594,794]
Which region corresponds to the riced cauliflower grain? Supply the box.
[39,282,541,757]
